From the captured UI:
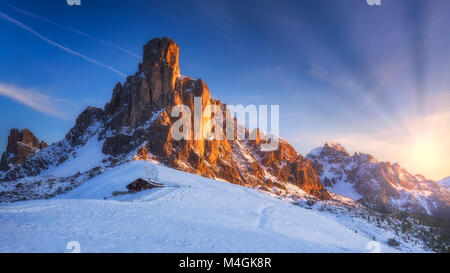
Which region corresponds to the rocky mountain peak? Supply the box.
[0,37,330,201]
[142,37,180,74]
[307,142,449,218]
[104,37,182,130]
[99,37,329,199]
[322,142,350,157]
[0,128,47,171]
[324,141,347,151]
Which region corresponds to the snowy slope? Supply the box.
[0,161,427,253]
[0,131,109,203]
[439,177,450,189]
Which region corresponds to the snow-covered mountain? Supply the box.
[307,142,450,219]
[0,37,328,201]
[439,177,450,189]
[0,160,428,253]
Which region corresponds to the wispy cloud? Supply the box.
[0,11,127,77]
[0,83,73,120]
[2,2,141,59]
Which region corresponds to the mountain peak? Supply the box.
[323,141,349,155]
[0,37,330,201]
[142,37,180,75]
[104,37,181,129]
[0,128,47,171]
[102,37,330,199]
[307,142,449,218]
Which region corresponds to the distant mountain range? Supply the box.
[307,142,450,219]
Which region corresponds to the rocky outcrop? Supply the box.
[307,142,450,218]
[1,37,329,200]
[99,37,329,199]
[0,129,47,171]
[66,106,105,146]
[104,37,179,130]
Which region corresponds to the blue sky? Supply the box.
[0,0,449,180]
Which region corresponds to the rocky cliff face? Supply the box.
[99,37,329,199]
[307,142,450,218]
[0,129,47,171]
[1,37,329,200]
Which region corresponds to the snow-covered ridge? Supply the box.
[439,177,450,189]
[0,161,428,253]
[306,143,450,219]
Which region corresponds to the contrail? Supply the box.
[0,12,127,77]
[2,2,141,59]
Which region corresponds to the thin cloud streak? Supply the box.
[3,2,141,59]
[0,83,73,120]
[0,11,127,77]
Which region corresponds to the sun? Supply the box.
[399,111,450,180]
[408,136,441,175]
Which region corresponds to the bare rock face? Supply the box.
[104,37,180,130]
[0,129,48,171]
[143,38,180,109]
[100,37,329,200]
[66,106,105,146]
[139,82,329,199]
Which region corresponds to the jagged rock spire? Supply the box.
[142,37,180,75]
[104,37,182,130]
[100,37,330,199]
[0,128,47,171]
[142,37,180,110]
